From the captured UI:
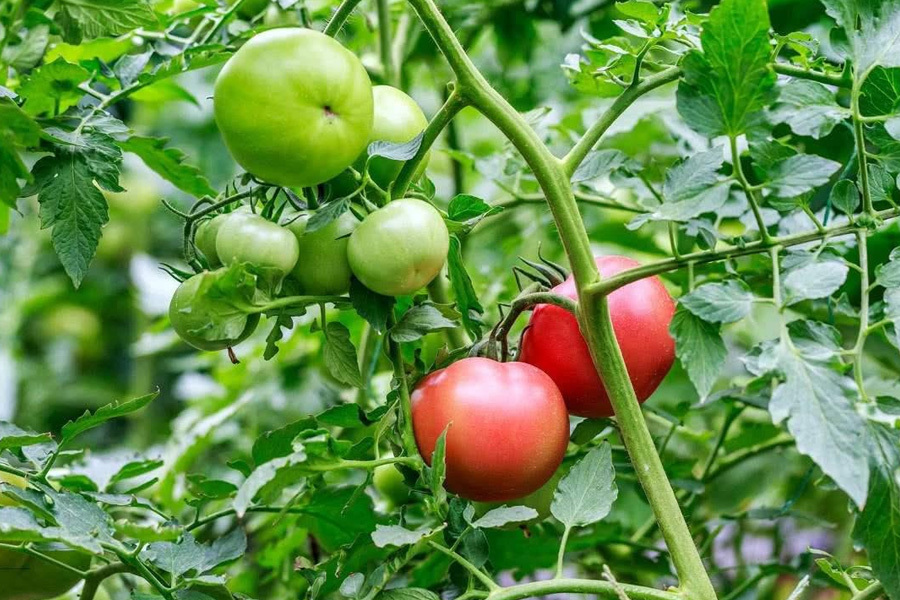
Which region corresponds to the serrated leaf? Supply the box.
[764,154,841,198]
[233,449,307,517]
[378,589,440,600]
[447,194,500,222]
[447,236,483,339]
[0,422,53,451]
[18,58,89,115]
[670,307,727,400]
[368,133,423,161]
[769,342,870,508]
[647,148,732,222]
[822,0,900,74]
[769,80,847,139]
[551,443,617,528]
[429,428,448,508]
[571,149,635,183]
[307,199,350,233]
[350,277,394,333]
[680,280,754,324]
[55,0,157,44]
[371,524,431,548]
[472,506,538,529]
[783,260,849,305]
[120,136,216,198]
[142,529,246,577]
[323,322,364,388]
[676,0,776,137]
[61,392,157,449]
[830,180,861,216]
[390,304,458,343]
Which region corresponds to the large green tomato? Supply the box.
[169,272,261,351]
[195,214,228,268]
[368,86,430,189]
[285,211,357,295]
[214,28,374,187]
[215,213,299,277]
[348,199,449,297]
[0,474,91,600]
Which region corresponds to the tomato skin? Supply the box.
[195,214,228,268]
[348,198,449,297]
[411,357,569,502]
[285,211,357,295]
[519,255,676,418]
[216,213,299,277]
[214,28,374,187]
[368,86,430,189]
[169,273,261,351]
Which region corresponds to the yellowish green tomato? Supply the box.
[285,211,358,295]
[262,4,300,26]
[215,213,299,277]
[367,85,430,189]
[373,464,410,506]
[169,272,261,351]
[214,28,374,187]
[348,198,449,296]
[0,474,92,600]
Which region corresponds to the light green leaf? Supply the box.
[390,304,458,343]
[680,280,754,324]
[551,443,617,528]
[55,0,157,44]
[371,524,431,548]
[765,154,841,198]
[120,136,216,198]
[472,506,539,529]
[783,260,849,305]
[670,307,727,399]
[769,80,848,139]
[323,322,364,388]
[830,180,861,216]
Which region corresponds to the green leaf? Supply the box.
[299,486,377,551]
[643,148,731,222]
[447,194,501,222]
[323,322,364,388]
[371,524,431,548]
[615,0,660,23]
[447,236,484,339]
[378,589,440,600]
[55,0,158,44]
[350,277,394,334]
[390,304,458,343]
[821,0,900,75]
[571,149,635,183]
[854,422,900,599]
[120,136,216,198]
[60,392,157,450]
[676,0,776,137]
[769,80,848,139]
[680,280,754,324]
[670,306,727,400]
[1,25,50,71]
[142,529,246,577]
[307,199,350,233]
[233,449,308,517]
[783,259,849,305]
[830,180,861,216]
[368,133,423,161]
[551,443,617,528]
[472,506,539,529]
[769,342,870,507]
[251,418,316,465]
[764,154,841,198]
[30,129,123,286]
[18,58,90,115]
[428,428,448,509]
[0,422,53,452]
[0,100,39,207]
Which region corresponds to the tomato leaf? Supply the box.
[371,524,431,548]
[676,0,775,137]
[60,392,158,450]
[670,307,727,400]
[368,132,423,162]
[822,0,900,75]
[769,81,848,140]
[680,280,754,324]
[762,154,841,199]
[350,276,394,333]
[830,180,861,217]
[551,443,617,528]
[0,422,53,452]
[447,236,484,338]
[471,506,538,529]
[390,304,459,343]
[142,529,246,577]
[782,259,849,305]
[323,322,364,388]
[54,0,158,44]
[120,136,217,199]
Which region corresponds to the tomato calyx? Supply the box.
[484,287,579,362]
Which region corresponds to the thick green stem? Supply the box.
[80,563,132,600]
[851,582,884,600]
[853,229,870,400]
[376,0,398,86]
[772,63,850,88]
[404,1,716,597]
[428,541,499,591]
[852,83,874,216]
[730,135,771,244]
[488,578,680,600]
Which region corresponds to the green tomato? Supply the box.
[368,85,430,189]
[262,4,300,26]
[214,28,374,187]
[348,198,449,296]
[373,464,410,506]
[285,211,358,295]
[195,214,228,268]
[169,272,261,351]
[0,474,91,600]
[215,213,300,277]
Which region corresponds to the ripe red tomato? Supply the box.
[411,357,569,502]
[519,255,675,418]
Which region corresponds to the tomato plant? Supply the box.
[2,1,900,600]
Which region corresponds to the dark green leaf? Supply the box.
[323,322,364,388]
[120,136,216,198]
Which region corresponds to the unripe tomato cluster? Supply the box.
[170,28,448,351]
